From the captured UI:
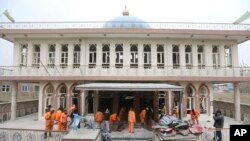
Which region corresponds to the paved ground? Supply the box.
[0,113,243,130]
[0,113,243,141]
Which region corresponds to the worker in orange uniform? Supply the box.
[128,107,136,133]
[139,108,146,127]
[109,113,119,131]
[44,108,56,138]
[95,110,104,126]
[55,107,63,131]
[60,110,68,131]
[109,113,118,126]
[190,108,200,125]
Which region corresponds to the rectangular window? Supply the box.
[198,53,205,69]
[173,53,180,68]
[1,85,11,92]
[21,84,30,92]
[116,52,123,64]
[130,52,138,64]
[102,52,110,64]
[73,51,80,68]
[34,85,39,92]
[144,52,151,64]
[213,53,220,69]
[89,52,96,64]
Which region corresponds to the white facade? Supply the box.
[0,10,250,121]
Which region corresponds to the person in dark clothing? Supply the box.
[103,108,110,132]
[213,109,224,141]
[145,107,154,120]
[145,106,154,131]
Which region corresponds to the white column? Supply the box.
[55,43,61,67]
[13,43,20,66]
[151,44,157,68]
[232,44,239,66]
[68,43,74,67]
[206,43,213,68]
[166,43,172,67]
[38,83,44,120]
[80,39,86,66]
[96,43,102,68]
[27,43,33,67]
[219,45,225,68]
[180,44,185,73]
[11,82,18,120]
[234,83,241,121]
[110,43,115,69]
[192,44,198,68]
[168,91,172,114]
[81,91,86,115]
[123,42,130,67]
[138,43,143,67]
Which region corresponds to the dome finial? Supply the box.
[122,5,129,16]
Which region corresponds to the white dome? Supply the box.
[103,16,150,28]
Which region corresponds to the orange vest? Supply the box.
[139,109,146,123]
[190,109,200,119]
[128,110,136,123]
[109,113,118,125]
[55,110,62,121]
[95,111,104,122]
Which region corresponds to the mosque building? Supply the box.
[0,7,250,121]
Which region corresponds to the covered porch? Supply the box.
[76,83,184,121]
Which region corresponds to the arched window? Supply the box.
[102,44,110,68]
[71,87,80,108]
[200,86,208,113]
[157,44,164,69]
[186,86,195,111]
[32,44,40,68]
[130,44,138,68]
[61,44,68,68]
[143,44,151,68]
[185,45,192,69]
[89,44,96,68]
[212,45,220,69]
[45,85,54,109]
[48,44,55,68]
[73,44,81,68]
[172,45,180,68]
[197,45,205,69]
[115,44,123,68]
[59,85,67,108]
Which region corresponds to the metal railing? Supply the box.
[0,128,68,141]
[0,65,250,78]
[0,21,250,30]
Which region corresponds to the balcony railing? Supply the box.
[0,21,250,30]
[0,65,250,78]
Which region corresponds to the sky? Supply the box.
[0,0,250,66]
